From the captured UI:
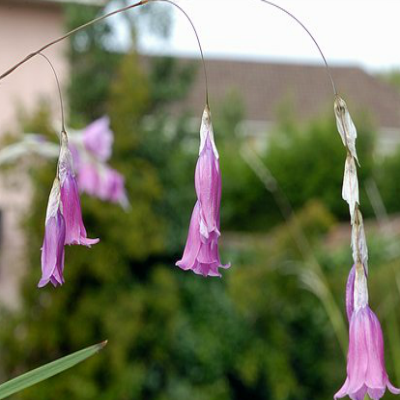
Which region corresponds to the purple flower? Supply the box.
[67,117,129,208]
[39,179,66,288]
[98,167,129,207]
[77,162,129,209]
[176,201,229,277]
[195,130,221,241]
[77,162,99,196]
[336,266,400,400]
[68,142,81,173]
[59,132,99,247]
[83,116,113,162]
[176,106,230,277]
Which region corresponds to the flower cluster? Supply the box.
[39,131,99,288]
[334,96,399,400]
[176,106,230,277]
[71,117,129,209]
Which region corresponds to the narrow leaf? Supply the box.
[0,341,107,399]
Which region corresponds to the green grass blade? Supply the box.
[0,341,107,399]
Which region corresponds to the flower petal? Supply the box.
[335,377,350,399]
[195,146,221,240]
[387,381,400,395]
[342,155,359,223]
[61,171,99,247]
[83,116,113,162]
[176,202,229,277]
[365,308,388,390]
[345,308,369,395]
[39,209,65,288]
[176,202,202,271]
[346,266,355,321]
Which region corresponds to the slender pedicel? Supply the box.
[259,0,337,96]
[149,0,209,105]
[38,52,66,135]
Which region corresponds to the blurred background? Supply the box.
[1,0,400,399]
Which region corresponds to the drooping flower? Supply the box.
[336,266,400,400]
[83,116,113,162]
[176,106,230,277]
[59,131,99,247]
[38,178,66,288]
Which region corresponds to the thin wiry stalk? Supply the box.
[150,0,209,106]
[38,53,66,136]
[0,0,209,107]
[259,0,337,96]
[241,145,347,355]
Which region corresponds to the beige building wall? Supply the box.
[0,1,69,132]
[0,1,68,308]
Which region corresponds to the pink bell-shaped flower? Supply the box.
[176,106,230,277]
[38,178,66,288]
[335,265,400,400]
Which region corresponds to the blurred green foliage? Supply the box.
[376,147,400,214]
[262,110,376,221]
[2,3,400,400]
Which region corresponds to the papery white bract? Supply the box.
[342,155,359,222]
[199,106,219,159]
[334,96,359,163]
